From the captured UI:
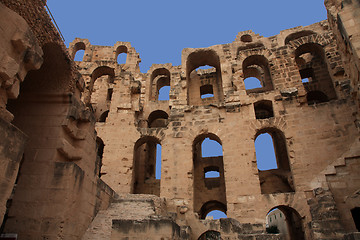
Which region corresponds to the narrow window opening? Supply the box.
[155,144,161,179]
[107,88,113,101]
[205,171,220,178]
[74,50,85,61]
[200,84,214,99]
[255,133,277,170]
[201,138,222,157]
[158,86,170,101]
[351,207,360,231]
[244,77,262,90]
[205,210,227,220]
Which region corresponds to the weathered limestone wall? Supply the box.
[73,17,359,239]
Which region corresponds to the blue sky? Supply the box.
[46,0,328,219]
[47,0,327,73]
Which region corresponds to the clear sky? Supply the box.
[47,0,327,73]
[46,0,328,219]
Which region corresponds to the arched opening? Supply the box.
[193,134,227,218]
[306,90,329,105]
[284,30,317,45]
[86,66,115,119]
[266,206,305,240]
[241,34,253,43]
[96,137,105,177]
[72,41,85,61]
[200,200,227,220]
[255,128,294,194]
[198,230,221,240]
[148,110,169,128]
[254,100,274,119]
[116,45,128,65]
[242,55,273,93]
[98,110,109,123]
[295,43,336,102]
[186,50,224,105]
[351,207,360,231]
[132,136,161,196]
[255,133,277,170]
[150,68,171,101]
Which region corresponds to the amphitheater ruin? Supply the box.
[0,0,359,239]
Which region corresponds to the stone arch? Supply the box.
[186,49,224,105]
[69,38,91,61]
[254,127,294,194]
[192,133,227,219]
[284,30,318,45]
[84,65,115,105]
[199,200,227,219]
[292,41,337,103]
[266,206,305,240]
[287,34,329,50]
[132,136,162,196]
[147,110,169,128]
[115,45,128,64]
[149,68,171,101]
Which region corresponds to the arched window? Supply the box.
[193,134,227,218]
[73,42,85,61]
[148,110,169,128]
[133,137,161,196]
[266,206,305,240]
[85,66,115,117]
[116,45,128,65]
[200,200,227,220]
[295,43,336,103]
[254,100,274,119]
[186,50,224,105]
[150,68,171,101]
[242,55,273,93]
[255,128,294,194]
